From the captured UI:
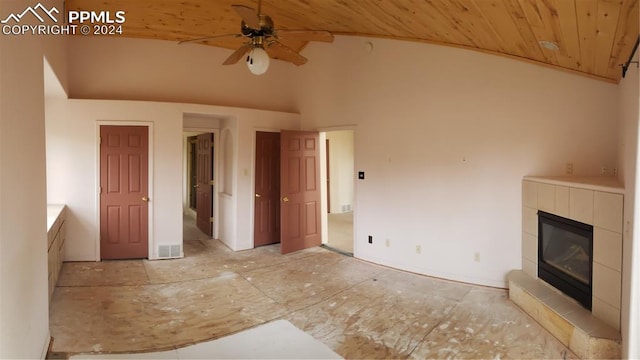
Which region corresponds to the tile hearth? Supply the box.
[509,270,621,359]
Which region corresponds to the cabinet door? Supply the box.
[57,223,65,278]
[48,243,56,300]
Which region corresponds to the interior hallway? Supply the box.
[327,212,354,254]
[48,218,578,359]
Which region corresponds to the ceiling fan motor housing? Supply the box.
[240,15,274,38]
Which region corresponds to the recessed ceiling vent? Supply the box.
[539,40,560,51]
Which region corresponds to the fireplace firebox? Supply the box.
[537,211,593,310]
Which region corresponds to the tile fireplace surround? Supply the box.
[511,176,623,358]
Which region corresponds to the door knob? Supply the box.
[255,193,261,198]
[142,196,149,202]
[282,196,289,202]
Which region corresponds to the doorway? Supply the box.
[99,125,150,260]
[254,131,281,247]
[253,130,322,254]
[188,136,197,210]
[183,131,215,240]
[324,130,354,254]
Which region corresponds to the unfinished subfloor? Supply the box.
[50,229,579,358]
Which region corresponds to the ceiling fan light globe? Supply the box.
[247,47,270,75]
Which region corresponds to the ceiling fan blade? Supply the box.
[232,5,260,29]
[223,44,253,65]
[266,41,308,66]
[276,30,334,43]
[178,33,242,45]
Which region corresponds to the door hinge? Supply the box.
[99,136,102,145]
[99,186,102,194]
[210,217,215,223]
[209,179,215,186]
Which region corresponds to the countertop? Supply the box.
[523,176,624,194]
[47,204,66,232]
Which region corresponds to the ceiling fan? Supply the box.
[179,0,334,75]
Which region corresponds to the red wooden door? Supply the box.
[196,133,214,237]
[100,126,149,259]
[254,132,281,247]
[280,131,321,254]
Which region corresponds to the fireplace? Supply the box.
[537,211,593,310]
[522,177,623,330]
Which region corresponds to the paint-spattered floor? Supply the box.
[49,222,577,359]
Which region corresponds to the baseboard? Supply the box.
[321,244,353,257]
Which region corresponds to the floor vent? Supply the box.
[158,244,182,259]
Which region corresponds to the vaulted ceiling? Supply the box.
[66,0,639,82]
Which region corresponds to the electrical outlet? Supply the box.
[368,235,373,244]
[601,166,608,175]
[385,239,390,247]
[415,245,422,254]
[566,163,573,175]
[613,168,618,177]
[474,252,480,262]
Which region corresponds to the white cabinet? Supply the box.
[47,205,66,301]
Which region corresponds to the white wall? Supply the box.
[293,36,619,288]
[46,99,182,260]
[0,0,68,356]
[45,99,300,260]
[59,36,302,251]
[618,47,639,359]
[67,36,296,113]
[219,123,237,250]
[327,130,354,213]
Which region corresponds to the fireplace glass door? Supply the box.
[538,211,593,309]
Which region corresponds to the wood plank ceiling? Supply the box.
[66,0,639,82]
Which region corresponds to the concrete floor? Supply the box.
[48,217,577,359]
